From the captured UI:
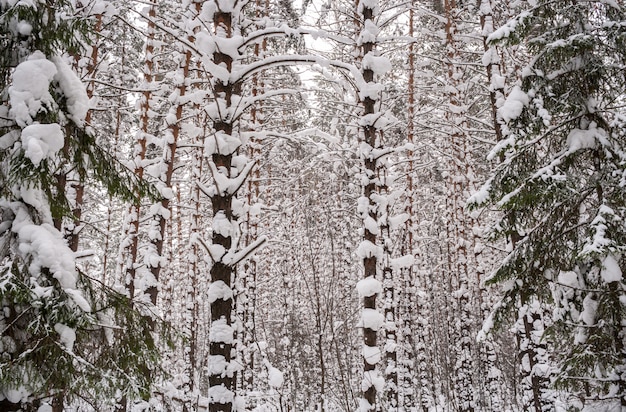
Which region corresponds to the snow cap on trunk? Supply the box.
[356,277,382,297]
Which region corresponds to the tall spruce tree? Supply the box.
[472,1,626,409]
[0,0,160,409]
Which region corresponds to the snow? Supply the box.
[249,202,263,216]
[468,181,491,205]
[498,86,529,123]
[600,255,622,283]
[358,308,385,331]
[64,288,92,312]
[207,131,242,157]
[476,313,493,342]
[580,293,598,328]
[208,384,234,404]
[557,271,578,287]
[52,56,89,126]
[208,280,233,303]
[54,323,76,352]
[356,240,382,259]
[212,211,234,238]
[267,367,284,388]
[207,159,255,196]
[582,207,612,255]
[361,370,384,392]
[207,355,228,376]
[362,53,391,77]
[17,20,32,36]
[209,319,234,344]
[357,398,373,412]
[13,219,77,289]
[566,123,606,151]
[214,35,243,60]
[356,277,382,297]
[390,255,414,271]
[487,11,530,43]
[358,82,384,101]
[20,123,64,166]
[362,344,381,364]
[9,52,57,127]
[363,216,379,235]
[4,385,29,403]
[357,0,380,20]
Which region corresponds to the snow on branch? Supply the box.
[207,159,256,196]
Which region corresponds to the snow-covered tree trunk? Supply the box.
[117,0,157,303]
[516,296,554,411]
[476,2,506,409]
[355,0,389,410]
[443,1,476,410]
[114,2,159,410]
[237,0,267,396]
[203,2,248,410]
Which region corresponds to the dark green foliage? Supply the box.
[4,125,160,222]
[473,0,626,404]
[0,0,163,408]
[0,263,163,407]
[0,0,89,77]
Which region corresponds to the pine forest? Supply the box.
[1,0,625,411]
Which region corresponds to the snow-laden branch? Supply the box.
[230,55,364,88]
[206,159,256,197]
[225,235,267,266]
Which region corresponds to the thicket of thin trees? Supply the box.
[1,0,624,411]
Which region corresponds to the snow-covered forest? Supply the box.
[1,0,625,411]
